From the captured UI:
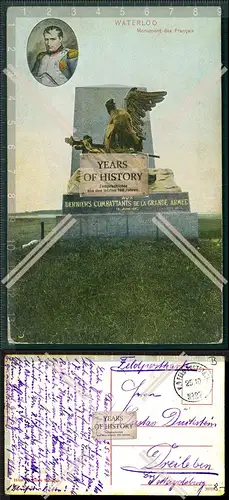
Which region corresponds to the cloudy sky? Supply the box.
[11,11,221,213]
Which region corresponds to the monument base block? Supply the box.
[56,211,199,240]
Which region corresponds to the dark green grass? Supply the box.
[199,215,222,239]
[8,218,56,244]
[7,217,222,344]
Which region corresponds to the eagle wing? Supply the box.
[124,88,167,137]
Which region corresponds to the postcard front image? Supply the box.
[5,5,225,345]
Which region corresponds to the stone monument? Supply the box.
[58,86,198,240]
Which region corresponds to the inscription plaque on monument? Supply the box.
[78,153,149,196]
[63,192,190,214]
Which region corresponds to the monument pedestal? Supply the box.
[56,212,198,240]
[57,193,198,240]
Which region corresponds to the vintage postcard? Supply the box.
[4,354,225,495]
[4,5,226,344]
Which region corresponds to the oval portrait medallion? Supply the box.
[27,18,79,87]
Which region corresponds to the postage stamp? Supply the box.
[2,4,227,345]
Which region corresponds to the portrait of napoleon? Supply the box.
[28,20,79,87]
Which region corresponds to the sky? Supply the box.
[10,11,221,214]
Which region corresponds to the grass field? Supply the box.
[7,216,222,345]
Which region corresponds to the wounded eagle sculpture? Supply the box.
[104,88,167,152]
[65,88,167,154]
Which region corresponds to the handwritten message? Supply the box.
[5,355,110,495]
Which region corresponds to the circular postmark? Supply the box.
[173,362,212,403]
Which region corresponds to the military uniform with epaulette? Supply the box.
[32,46,78,86]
